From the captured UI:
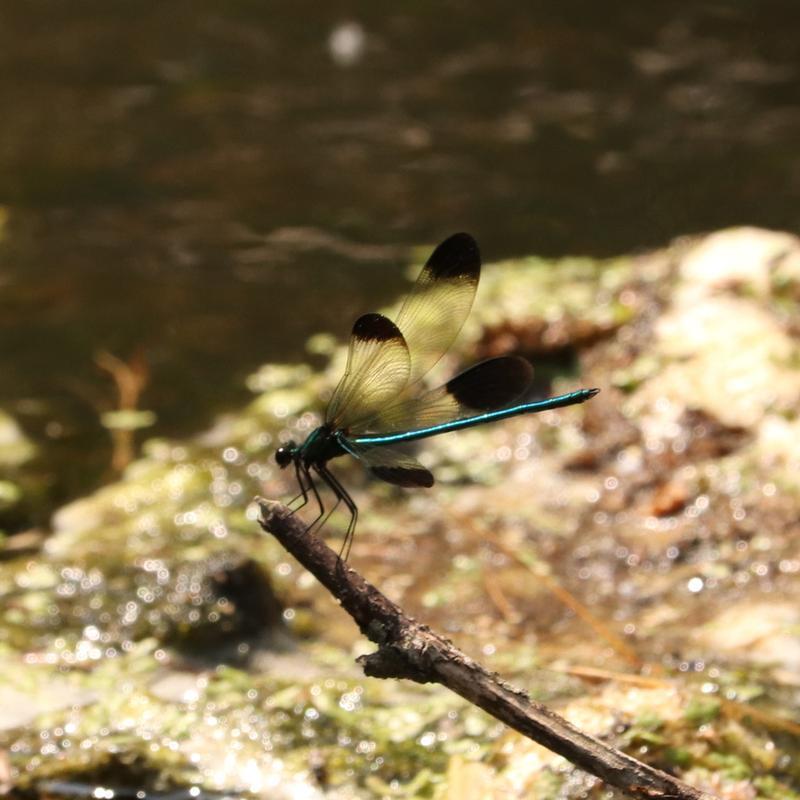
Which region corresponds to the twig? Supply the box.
[257,499,718,800]
[481,567,523,625]
[95,348,151,472]
[557,664,669,688]
[483,527,644,670]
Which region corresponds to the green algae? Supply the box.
[0,410,36,469]
[0,408,39,532]
[684,697,722,727]
[2,640,502,797]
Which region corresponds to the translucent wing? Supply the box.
[349,356,534,435]
[326,313,411,429]
[344,441,434,488]
[394,232,481,386]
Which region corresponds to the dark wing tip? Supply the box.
[352,312,403,343]
[426,232,481,281]
[446,356,534,410]
[371,465,435,488]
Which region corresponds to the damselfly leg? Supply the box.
[317,464,358,560]
[307,466,342,535]
[286,461,311,511]
[296,464,328,533]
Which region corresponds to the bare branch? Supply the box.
[257,499,717,800]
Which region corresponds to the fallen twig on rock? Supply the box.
[257,499,717,800]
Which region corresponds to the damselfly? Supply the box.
[275,233,598,556]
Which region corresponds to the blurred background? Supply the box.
[3,4,800,798]
[1,1,799,514]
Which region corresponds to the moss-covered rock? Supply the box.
[2,228,799,799]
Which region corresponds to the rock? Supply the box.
[0,681,96,732]
[164,552,289,657]
[694,602,800,674]
[679,227,800,299]
[3,228,800,798]
[635,295,800,430]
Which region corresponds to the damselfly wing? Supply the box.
[275,233,599,557]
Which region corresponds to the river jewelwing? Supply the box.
[275,233,599,557]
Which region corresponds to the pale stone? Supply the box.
[679,226,800,298]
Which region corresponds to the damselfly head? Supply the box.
[275,441,297,468]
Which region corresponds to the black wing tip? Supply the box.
[506,355,535,384]
[352,312,403,343]
[443,231,478,250]
[446,356,534,410]
[427,232,481,280]
[371,465,434,488]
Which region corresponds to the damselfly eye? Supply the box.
[275,445,295,468]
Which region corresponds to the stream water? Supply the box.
[1,1,798,506]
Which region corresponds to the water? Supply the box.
[1,1,799,505]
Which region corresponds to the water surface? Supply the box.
[1,1,798,505]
